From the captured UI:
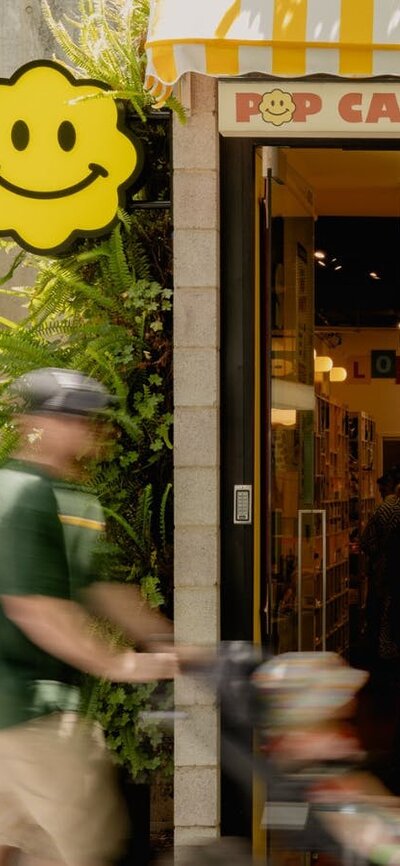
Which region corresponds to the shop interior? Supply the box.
[268,145,400,661]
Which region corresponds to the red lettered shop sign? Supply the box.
[218,81,400,138]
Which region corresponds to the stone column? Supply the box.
[0,1,62,75]
[173,75,220,850]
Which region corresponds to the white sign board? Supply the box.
[218,81,400,138]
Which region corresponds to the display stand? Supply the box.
[348,411,377,650]
[305,394,350,655]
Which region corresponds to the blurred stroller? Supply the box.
[158,644,400,866]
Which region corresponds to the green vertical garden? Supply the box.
[0,0,182,785]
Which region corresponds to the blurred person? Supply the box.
[370,497,400,797]
[0,367,179,866]
[361,468,400,576]
[357,475,400,794]
[252,653,400,863]
[371,482,400,684]
[361,467,400,669]
[377,472,398,502]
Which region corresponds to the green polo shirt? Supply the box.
[0,460,105,729]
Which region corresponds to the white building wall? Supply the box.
[0,1,65,75]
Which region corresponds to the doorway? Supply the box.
[264,144,400,660]
[383,437,400,474]
[219,136,400,841]
[254,142,400,866]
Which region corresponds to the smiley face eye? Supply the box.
[280,100,284,107]
[58,121,76,152]
[11,120,29,151]
[271,100,275,107]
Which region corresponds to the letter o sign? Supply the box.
[371,349,396,378]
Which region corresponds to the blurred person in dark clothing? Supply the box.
[377,472,399,502]
[0,368,178,866]
[361,468,400,574]
[361,467,400,668]
[366,484,400,794]
[374,485,400,670]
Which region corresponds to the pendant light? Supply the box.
[314,356,333,373]
[271,409,297,427]
[329,367,347,382]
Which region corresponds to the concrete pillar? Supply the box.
[173,75,221,851]
[0,1,76,75]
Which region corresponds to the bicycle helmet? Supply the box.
[9,368,117,416]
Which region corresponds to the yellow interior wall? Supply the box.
[286,148,400,216]
[316,328,400,474]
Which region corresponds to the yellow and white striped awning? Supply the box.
[145,0,400,105]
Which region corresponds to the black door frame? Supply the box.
[221,131,400,637]
[220,129,400,837]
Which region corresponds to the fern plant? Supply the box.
[0,216,174,778]
[0,0,176,782]
[41,0,186,121]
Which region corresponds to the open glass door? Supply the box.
[259,147,321,655]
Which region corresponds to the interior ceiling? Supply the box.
[278,147,400,326]
[285,148,400,217]
[314,216,400,327]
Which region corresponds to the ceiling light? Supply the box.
[318,260,327,267]
[334,265,342,271]
[314,355,333,373]
[330,367,347,382]
[370,272,381,280]
[314,251,326,260]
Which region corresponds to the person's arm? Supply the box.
[360,513,378,555]
[84,582,173,648]
[84,582,213,669]
[1,594,177,682]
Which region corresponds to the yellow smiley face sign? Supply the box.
[259,89,296,127]
[0,61,143,254]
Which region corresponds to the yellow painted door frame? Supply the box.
[252,147,267,861]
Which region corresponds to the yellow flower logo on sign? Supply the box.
[0,61,142,255]
[259,89,296,126]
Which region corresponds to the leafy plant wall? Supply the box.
[0,0,179,781]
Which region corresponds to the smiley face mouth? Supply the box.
[0,162,109,200]
[267,108,291,117]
